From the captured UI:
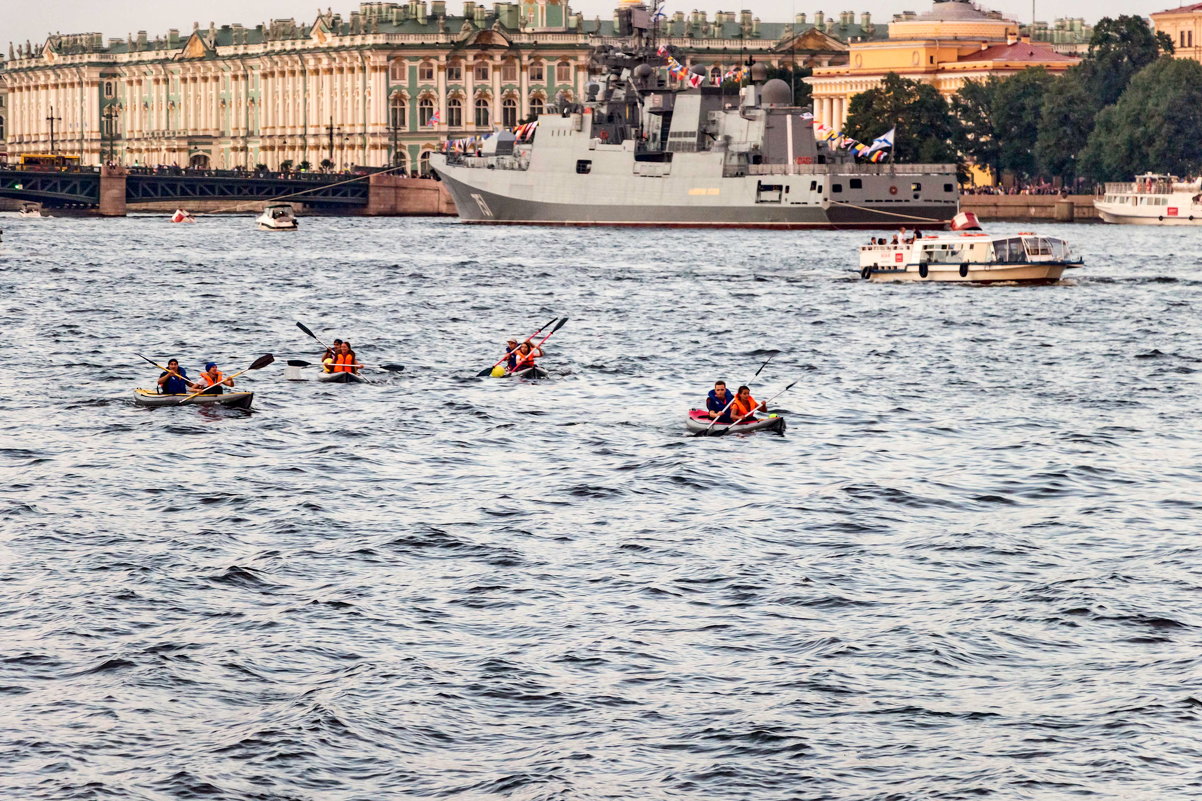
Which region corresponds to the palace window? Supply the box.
[103,81,115,98]
[0,116,5,141]
[502,98,518,127]
[448,97,463,127]
[419,97,435,126]
[556,61,572,82]
[419,61,435,82]
[529,62,544,82]
[447,61,463,81]
[710,67,721,84]
[393,150,408,172]
[529,96,544,117]
[390,95,407,130]
[420,150,432,175]
[502,61,517,82]
[389,60,406,81]
[475,97,491,127]
[474,62,490,81]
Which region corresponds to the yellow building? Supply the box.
[1151,4,1202,62]
[807,0,1079,129]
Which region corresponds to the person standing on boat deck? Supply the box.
[157,359,198,394]
[730,385,767,422]
[198,362,234,395]
[706,381,737,423]
[321,339,343,373]
[333,341,359,374]
[511,341,543,373]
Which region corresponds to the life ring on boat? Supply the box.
[889,186,898,195]
[959,263,969,278]
[861,266,872,279]
[919,263,929,278]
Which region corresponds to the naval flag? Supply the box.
[866,127,895,155]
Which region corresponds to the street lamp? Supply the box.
[101,106,119,165]
[46,105,62,155]
[326,116,344,171]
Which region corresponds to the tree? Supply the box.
[1035,74,1095,182]
[991,68,1054,178]
[952,76,1002,179]
[1079,57,1202,181]
[843,73,958,163]
[1084,15,1174,108]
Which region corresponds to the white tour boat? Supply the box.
[256,203,298,231]
[1094,173,1202,224]
[858,212,1082,284]
[17,202,44,218]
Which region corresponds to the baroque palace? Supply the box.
[0,0,1091,172]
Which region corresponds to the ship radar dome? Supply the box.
[760,78,792,105]
[634,63,653,78]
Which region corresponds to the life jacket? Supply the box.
[731,395,759,420]
[201,370,225,393]
[513,348,537,371]
[161,370,188,394]
[333,352,356,373]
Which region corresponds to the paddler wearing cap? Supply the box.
[197,362,235,395]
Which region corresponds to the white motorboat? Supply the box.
[1094,173,1202,224]
[171,208,196,223]
[17,202,44,218]
[256,203,298,231]
[858,212,1082,284]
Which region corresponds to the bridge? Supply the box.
[0,166,453,216]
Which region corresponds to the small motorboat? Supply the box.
[17,202,44,218]
[133,388,254,409]
[858,212,1082,285]
[171,208,196,223]
[316,371,367,384]
[686,409,786,435]
[256,203,298,231]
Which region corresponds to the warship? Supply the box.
[431,7,959,228]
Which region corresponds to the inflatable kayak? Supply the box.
[509,366,548,379]
[133,388,254,409]
[686,409,785,435]
[316,371,367,384]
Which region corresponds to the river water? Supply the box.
[1,214,1199,800]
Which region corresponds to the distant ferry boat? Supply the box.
[431,27,958,229]
[1094,173,1202,225]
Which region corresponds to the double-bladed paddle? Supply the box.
[477,316,559,377]
[707,378,798,437]
[135,352,198,390]
[286,358,404,372]
[177,353,275,404]
[697,353,778,437]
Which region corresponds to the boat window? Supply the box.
[911,182,922,192]
[809,180,817,191]
[576,160,592,174]
[832,183,843,193]
[849,178,862,189]
[1024,237,1053,257]
[993,237,1025,263]
[944,183,954,192]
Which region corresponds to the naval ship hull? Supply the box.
[434,162,957,229]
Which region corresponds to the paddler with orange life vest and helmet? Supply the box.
[198,362,234,395]
[510,340,543,374]
[729,385,767,423]
[705,380,737,423]
[321,339,344,373]
[330,341,360,374]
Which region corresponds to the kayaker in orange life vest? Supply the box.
[332,341,359,374]
[729,385,768,422]
[198,362,234,394]
[511,341,543,373]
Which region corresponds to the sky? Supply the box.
[2,0,1166,54]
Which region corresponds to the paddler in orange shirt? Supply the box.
[729,385,767,422]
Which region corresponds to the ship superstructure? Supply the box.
[431,10,959,228]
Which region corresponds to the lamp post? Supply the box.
[101,106,118,165]
[326,116,343,170]
[46,105,62,155]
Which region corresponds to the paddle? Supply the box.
[477,315,559,377]
[286,359,404,372]
[296,321,330,351]
[134,352,199,390]
[708,378,799,437]
[177,354,275,404]
[698,354,778,436]
[508,316,567,375]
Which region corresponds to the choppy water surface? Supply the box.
[1,213,1199,800]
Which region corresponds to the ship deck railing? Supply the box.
[1101,181,1174,195]
[738,163,956,177]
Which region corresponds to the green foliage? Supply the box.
[1080,57,1202,181]
[1085,15,1174,107]
[992,68,1054,178]
[1035,75,1095,180]
[844,73,958,163]
[952,76,1002,178]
